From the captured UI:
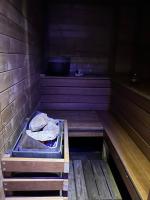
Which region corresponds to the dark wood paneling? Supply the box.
[40,102,109,111]
[111,81,150,160]
[40,77,111,87]
[40,77,111,110]
[40,87,111,96]
[112,92,150,143]
[41,95,110,104]
[113,83,150,113]
[45,3,113,74]
[0,0,41,170]
[114,5,136,73]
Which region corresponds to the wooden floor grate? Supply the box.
[68,159,122,200]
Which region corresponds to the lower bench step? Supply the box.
[69,131,103,137]
[69,121,103,132]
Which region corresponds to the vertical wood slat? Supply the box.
[68,161,77,200]
[91,160,112,199]
[73,160,89,200]
[148,191,150,200]
[82,160,100,200]
[100,161,122,200]
[64,120,69,173]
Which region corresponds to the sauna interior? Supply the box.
[0,0,150,200]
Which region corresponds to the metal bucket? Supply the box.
[46,56,70,76]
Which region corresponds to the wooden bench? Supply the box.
[46,110,104,137]
[99,111,150,200]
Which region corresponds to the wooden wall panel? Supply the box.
[3,102,29,149]
[112,92,150,143]
[0,112,2,131]
[0,130,4,151]
[0,35,10,53]
[0,53,7,72]
[40,77,111,87]
[40,76,111,111]
[40,102,109,111]
[41,95,110,104]
[0,1,42,198]
[41,87,111,96]
[45,2,145,76]
[111,80,150,160]
[45,3,113,75]
[114,3,150,80]
[0,14,26,42]
[137,5,150,80]
[0,146,5,200]
[114,5,136,73]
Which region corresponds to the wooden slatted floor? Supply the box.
[68,159,122,200]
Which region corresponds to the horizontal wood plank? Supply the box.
[40,77,111,111]
[40,78,111,87]
[0,67,27,93]
[69,131,103,137]
[69,121,103,131]
[113,82,150,113]
[1,92,28,127]
[112,94,150,144]
[40,102,109,111]
[40,86,111,95]
[3,179,65,191]
[112,90,150,128]
[1,156,65,173]
[111,80,150,159]
[111,104,150,161]
[46,110,100,121]
[41,95,110,104]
